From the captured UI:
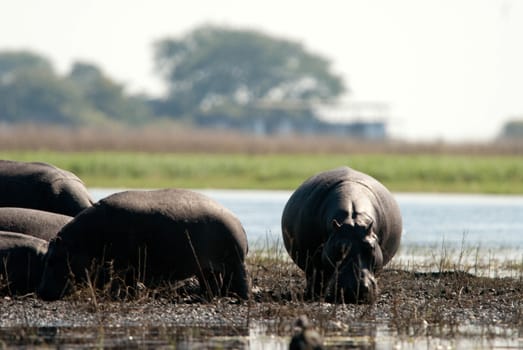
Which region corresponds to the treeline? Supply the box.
[500,120,523,139]
[1,25,521,139]
[0,52,152,126]
[0,25,344,131]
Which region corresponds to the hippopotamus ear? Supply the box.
[331,219,343,231]
[49,236,62,246]
[48,236,64,254]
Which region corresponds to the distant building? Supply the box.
[319,120,387,140]
[314,101,389,140]
[194,100,390,140]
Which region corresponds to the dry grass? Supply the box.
[1,124,522,155]
[1,246,523,348]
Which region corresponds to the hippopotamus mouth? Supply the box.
[37,238,74,301]
[325,259,378,304]
[322,220,383,304]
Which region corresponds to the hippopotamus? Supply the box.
[0,160,94,216]
[0,207,72,241]
[281,166,402,303]
[38,188,249,301]
[0,231,48,295]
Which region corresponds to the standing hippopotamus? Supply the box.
[38,189,249,301]
[0,207,72,241]
[0,160,94,216]
[0,231,48,295]
[282,166,402,303]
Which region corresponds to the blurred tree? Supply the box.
[0,51,151,126]
[500,119,523,139]
[0,51,95,124]
[68,62,151,124]
[153,25,345,123]
[0,51,53,78]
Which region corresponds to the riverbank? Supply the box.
[1,253,522,348]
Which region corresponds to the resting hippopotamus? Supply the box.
[0,231,48,295]
[0,160,94,216]
[38,188,249,301]
[0,207,72,241]
[281,166,402,303]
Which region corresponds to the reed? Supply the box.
[1,124,522,155]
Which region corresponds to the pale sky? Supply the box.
[1,0,522,141]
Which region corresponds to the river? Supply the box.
[92,188,523,251]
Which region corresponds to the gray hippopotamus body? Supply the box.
[38,189,249,300]
[282,166,402,303]
[0,160,94,216]
[0,207,72,241]
[0,231,48,295]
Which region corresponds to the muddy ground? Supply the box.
[1,261,522,348]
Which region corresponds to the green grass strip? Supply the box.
[1,151,522,193]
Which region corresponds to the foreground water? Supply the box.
[2,323,519,349]
[4,189,521,349]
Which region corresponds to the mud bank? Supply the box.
[1,266,522,349]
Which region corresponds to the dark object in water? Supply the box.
[289,315,324,350]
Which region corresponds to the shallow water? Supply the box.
[8,188,517,349]
[90,188,523,272]
[90,189,523,249]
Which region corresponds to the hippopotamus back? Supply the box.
[282,166,402,303]
[0,160,94,216]
[0,231,48,295]
[38,188,249,300]
[0,207,72,241]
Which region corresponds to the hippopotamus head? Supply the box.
[38,236,88,301]
[321,214,383,303]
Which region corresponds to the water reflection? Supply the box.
[0,322,520,349]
